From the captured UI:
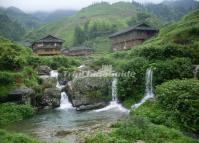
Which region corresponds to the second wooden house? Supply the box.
[109,23,159,51]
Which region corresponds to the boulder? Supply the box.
[76,102,106,111]
[66,77,112,111]
[41,88,61,108]
[37,65,51,75]
[9,87,35,104]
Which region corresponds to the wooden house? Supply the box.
[32,35,64,56]
[109,23,159,51]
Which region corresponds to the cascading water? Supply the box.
[50,70,73,109]
[112,78,118,101]
[193,65,199,79]
[8,73,129,143]
[95,78,129,113]
[132,68,154,109]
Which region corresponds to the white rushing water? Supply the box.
[50,70,73,110]
[132,68,154,109]
[194,65,199,79]
[95,78,129,113]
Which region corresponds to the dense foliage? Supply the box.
[156,79,199,133]
[0,129,40,143]
[0,37,31,70]
[74,19,117,47]
[0,14,25,41]
[0,103,35,126]
[117,57,149,102]
[86,116,199,143]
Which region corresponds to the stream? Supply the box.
[5,73,129,143]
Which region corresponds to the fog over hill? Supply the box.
[1,0,199,12]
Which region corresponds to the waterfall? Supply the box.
[94,78,129,113]
[132,68,154,109]
[50,70,73,109]
[193,65,199,79]
[59,92,72,109]
[112,78,118,101]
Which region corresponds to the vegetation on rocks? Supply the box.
[0,103,35,127]
[0,129,41,143]
[86,116,199,143]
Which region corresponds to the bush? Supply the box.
[0,38,32,70]
[117,57,149,102]
[0,129,40,143]
[138,44,194,61]
[134,101,180,130]
[23,67,39,87]
[156,79,199,133]
[0,72,22,85]
[0,103,35,126]
[152,58,193,85]
[86,116,199,143]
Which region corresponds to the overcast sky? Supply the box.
[0,0,196,12]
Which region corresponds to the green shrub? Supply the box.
[0,103,35,126]
[0,72,22,85]
[152,58,193,85]
[117,57,149,102]
[134,101,180,129]
[0,129,41,143]
[86,116,199,143]
[23,67,39,87]
[0,38,32,71]
[156,79,199,133]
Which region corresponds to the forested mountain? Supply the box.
[31,10,77,23]
[143,0,199,22]
[0,13,25,41]
[0,7,42,30]
[25,0,199,52]
[25,2,161,52]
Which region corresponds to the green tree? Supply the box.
[74,26,86,45]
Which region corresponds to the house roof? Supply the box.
[33,35,65,44]
[109,23,159,38]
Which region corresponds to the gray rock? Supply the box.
[66,77,112,111]
[37,65,51,75]
[42,88,61,108]
[9,87,34,104]
[135,140,145,143]
[55,130,74,137]
[76,102,106,111]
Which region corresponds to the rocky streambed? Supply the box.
[6,106,128,143]
[5,65,129,143]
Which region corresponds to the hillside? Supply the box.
[0,7,42,30]
[25,2,161,52]
[144,0,199,22]
[31,10,77,23]
[85,9,199,142]
[25,0,199,53]
[0,13,25,41]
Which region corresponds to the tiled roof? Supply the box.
[109,23,159,38]
[34,35,65,43]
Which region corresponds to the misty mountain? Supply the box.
[32,10,77,23]
[0,13,25,41]
[0,6,42,30]
[143,0,199,22]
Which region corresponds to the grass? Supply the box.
[0,103,36,127]
[86,115,199,143]
[0,129,41,143]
